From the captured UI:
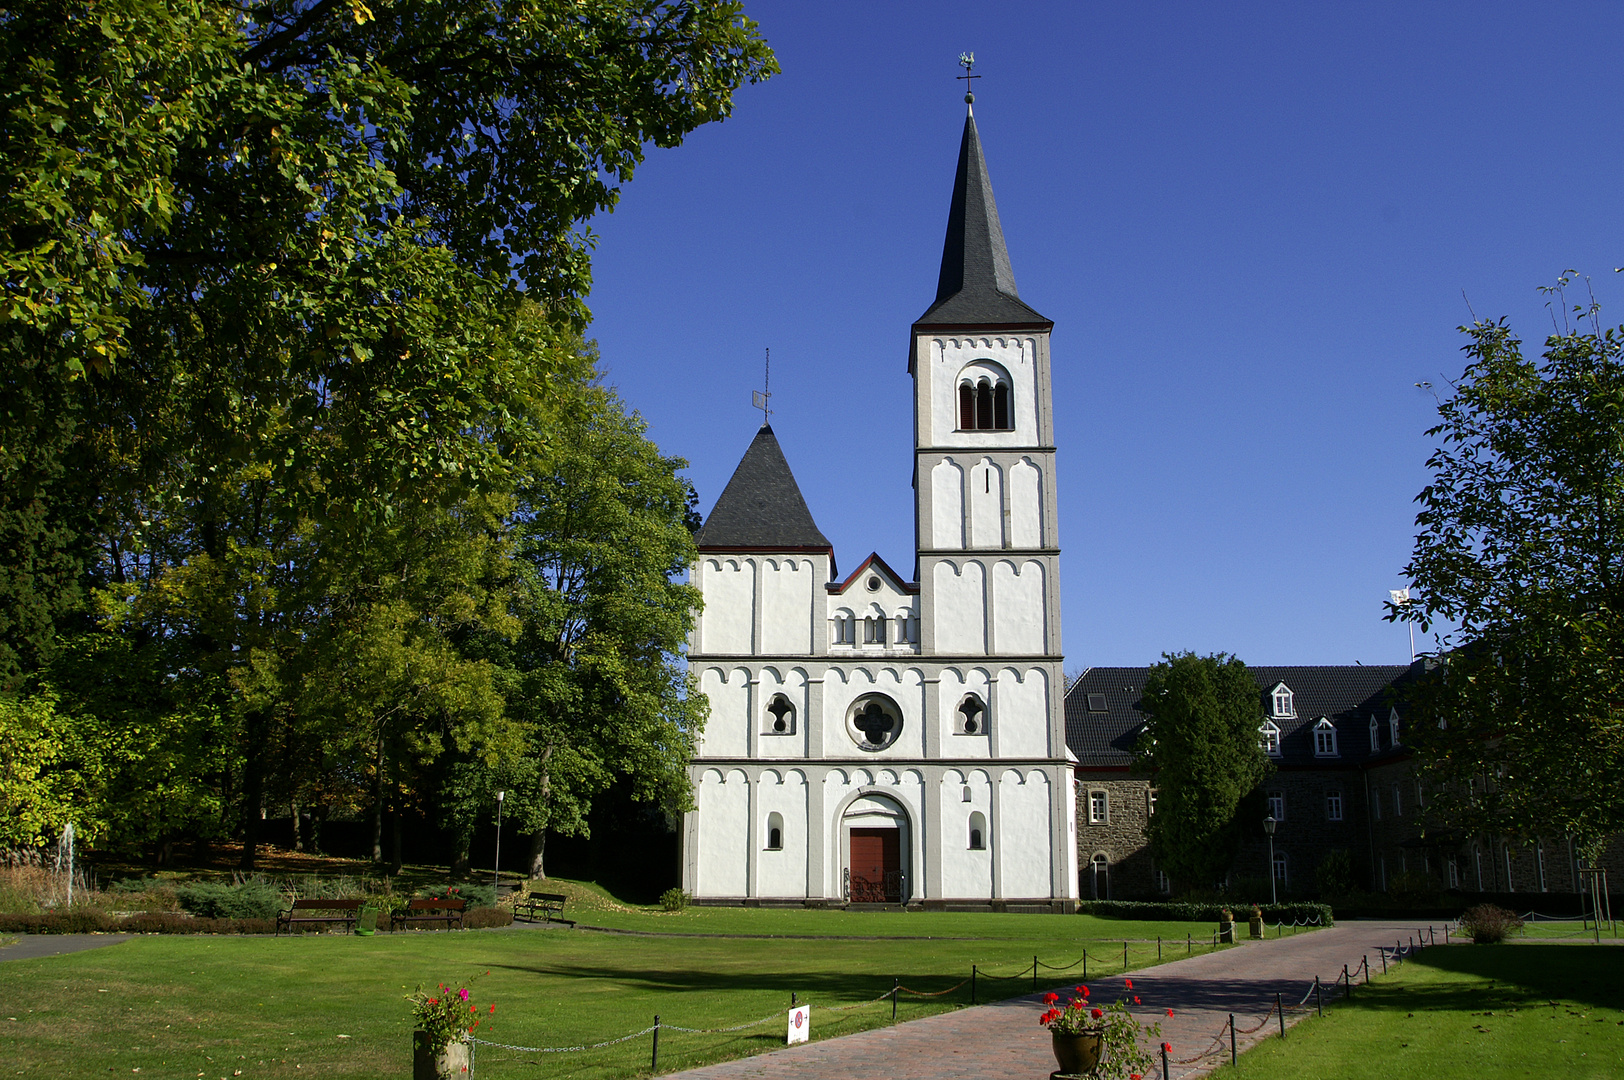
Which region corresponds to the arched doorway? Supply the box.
[1089,853,1110,900]
[840,793,909,903]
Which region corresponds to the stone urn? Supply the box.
[1050,1029,1103,1076]
[413,1031,470,1080]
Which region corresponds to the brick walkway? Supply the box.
[664,919,1448,1080]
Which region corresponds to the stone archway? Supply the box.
[838,791,911,904]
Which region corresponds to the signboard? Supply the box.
[786,1005,810,1045]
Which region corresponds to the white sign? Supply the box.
[786,1005,810,1044]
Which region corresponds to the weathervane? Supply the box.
[752,347,771,422]
[957,52,979,104]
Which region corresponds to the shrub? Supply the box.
[465,907,514,929]
[1075,899,1333,926]
[1458,903,1524,944]
[660,887,690,912]
[0,910,116,934]
[418,883,496,909]
[1388,871,1443,908]
[175,879,283,921]
[1314,849,1355,899]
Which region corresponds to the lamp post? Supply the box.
[494,790,505,895]
[1263,814,1278,905]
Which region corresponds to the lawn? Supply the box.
[1227,943,1624,1080]
[0,895,1241,1080]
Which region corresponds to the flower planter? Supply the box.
[1050,1029,1103,1076]
[412,1031,470,1080]
[1248,916,1264,940]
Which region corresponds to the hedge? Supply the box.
[1075,900,1334,926]
[0,907,513,935]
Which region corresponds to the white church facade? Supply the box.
[681,102,1079,909]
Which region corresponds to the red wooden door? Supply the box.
[850,828,901,902]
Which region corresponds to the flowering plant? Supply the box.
[409,977,494,1053]
[1038,984,1161,1080]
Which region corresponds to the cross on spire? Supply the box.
[957,52,980,105]
[751,347,772,422]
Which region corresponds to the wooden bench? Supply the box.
[276,898,363,935]
[392,897,466,931]
[514,890,572,925]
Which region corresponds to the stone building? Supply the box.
[679,100,1078,909]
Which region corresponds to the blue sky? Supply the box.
[584,1,1624,669]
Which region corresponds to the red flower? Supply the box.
[1081,986,1090,997]
[1167,1009,1175,1018]
[1125,978,1133,990]
[1133,995,1141,1005]
[1043,992,1060,1004]
[490,1004,496,1014]
[1132,1074,1142,1080]
[1163,1042,1172,1053]
[1091,1008,1103,1019]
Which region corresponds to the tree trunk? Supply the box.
[239,708,270,870]
[390,811,403,875]
[370,737,385,863]
[291,797,303,852]
[529,829,547,880]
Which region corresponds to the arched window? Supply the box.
[959,383,975,429]
[763,693,796,735]
[975,380,994,429]
[1369,715,1380,752]
[765,811,783,851]
[993,383,1010,429]
[955,363,1015,431]
[955,693,987,735]
[862,615,887,645]
[968,810,986,850]
[1090,853,1110,900]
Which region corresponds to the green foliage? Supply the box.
[173,878,283,920]
[1394,278,1624,852]
[1074,899,1333,925]
[660,886,691,911]
[416,883,496,910]
[1133,652,1271,891]
[1314,848,1355,899]
[0,690,79,847]
[1458,903,1525,944]
[409,979,492,1054]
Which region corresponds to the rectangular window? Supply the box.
[1156,868,1171,895]
[1146,788,1158,816]
[1259,723,1281,755]
[1089,790,1108,825]
[1325,790,1343,821]
[1392,784,1403,817]
[1537,842,1547,892]
[1314,723,1338,756]
[1266,791,1285,821]
[1448,857,1459,889]
[1272,851,1288,887]
[1373,791,1382,821]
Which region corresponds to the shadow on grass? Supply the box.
[1393,944,1624,1012]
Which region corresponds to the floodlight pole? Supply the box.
[1264,815,1278,905]
[494,790,505,894]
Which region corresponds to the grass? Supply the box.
[1226,944,1624,1079]
[0,892,1243,1080]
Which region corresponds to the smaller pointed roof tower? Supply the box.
[914,101,1050,331]
[695,425,832,557]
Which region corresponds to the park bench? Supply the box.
[276,898,363,935]
[514,890,572,925]
[392,897,466,931]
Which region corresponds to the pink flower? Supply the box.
[459,989,470,1002]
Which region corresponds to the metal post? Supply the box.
[1229,1014,1237,1066]
[1429,926,1435,946]
[1162,1041,1170,1080]
[971,965,977,1005]
[1315,976,1322,1016]
[1344,964,1351,999]
[652,1016,660,1071]
[1187,932,1191,955]
[1277,992,1285,1038]
[892,979,899,1021]
[1084,951,1088,979]
[1362,955,1369,983]
[791,992,796,1007]
[1124,940,1129,971]
[1158,936,1162,961]
[1033,955,1038,992]
[492,791,505,895]
[1381,950,1386,975]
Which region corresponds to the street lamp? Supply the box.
[1263,815,1278,905]
[494,790,506,895]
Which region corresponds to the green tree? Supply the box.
[1393,278,1624,857]
[1133,652,1270,891]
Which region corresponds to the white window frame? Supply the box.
[1313,718,1338,757]
[1369,715,1380,752]
[1088,789,1109,825]
[1272,851,1288,888]
[1389,708,1401,747]
[1259,721,1281,756]
[1156,867,1171,895]
[1271,684,1295,719]
[1325,790,1343,821]
[1448,856,1459,889]
[1267,790,1285,821]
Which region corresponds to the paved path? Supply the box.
[664,919,1449,1080]
[0,933,132,962]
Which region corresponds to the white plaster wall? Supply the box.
[931,459,965,549]
[697,666,750,757]
[969,459,1004,549]
[1009,458,1042,549]
[992,559,1046,655]
[761,558,813,655]
[993,666,1051,758]
[756,769,808,897]
[821,667,925,759]
[697,768,749,896]
[939,768,994,898]
[925,337,1041,447]
[999,768,1053,897]
[705,558,755,654]
[933,560,986,655]
[938,667,992,757]
[755,666,807,759]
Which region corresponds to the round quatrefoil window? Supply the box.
[866,576,882,592]
[848,693,902,751]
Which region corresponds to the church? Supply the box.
[680,98,1079,909]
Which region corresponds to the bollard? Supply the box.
[1162,1041,1170,1080]
[1363,955,1369,984]
[1084,951,1088,979]
[1187,932,1192,955]
[1315,976,1322,1017]
[1344,964,1351,1000]
[971,965,977,1005]
[791,992,796,1007]
[892,979,899,1021]
[1381,950,1387,975]
[652,1015,660,1071]
[1229,1013,1237,1066]
[1277,992,1285,1038]
[1429,926,1436,946]
[1033,955,1039,992]
[1444,924,1450,945]
[1158,935,1162,961]
[1124,941,1129,970]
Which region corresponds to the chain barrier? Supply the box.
[471,1025,657,1055]
[659,1010,786,1035]
[1035,953,1087,971]
[897,979,970,997]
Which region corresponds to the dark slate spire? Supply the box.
[696,426,832,551]
[915,108,1049,328]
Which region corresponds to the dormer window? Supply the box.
[1270,684,1295,719]
[1259,720,1281,756]
[1388,708,1400,747]
[1369,715,1380,752]
[1313,718,1338,757]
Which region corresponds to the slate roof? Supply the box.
[1065,664,1421,769]
[695,425,832,553]
[914,109,1050,330]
